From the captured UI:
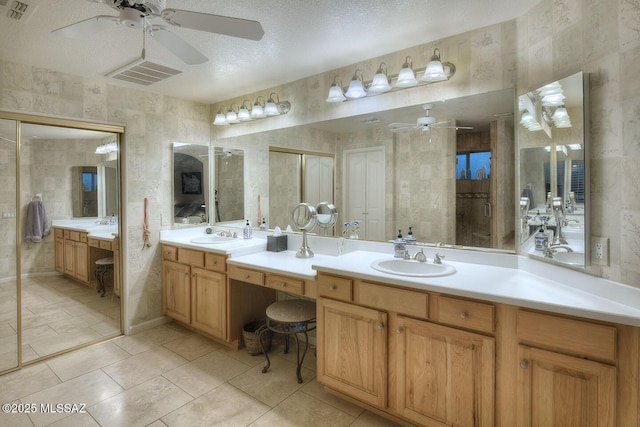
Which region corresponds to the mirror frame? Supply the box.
[517,71,590,269]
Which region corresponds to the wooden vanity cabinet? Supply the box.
[317,274,495,426]
[162,245,228,340]
[54,228,64,273]
[63,230,90,282]
[514,309,618,427]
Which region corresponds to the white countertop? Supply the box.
[160,226,267,257]
[160,228,640,327]
[52,219,118,240]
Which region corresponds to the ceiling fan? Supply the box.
[388,103,474,135]
[52,0,265,65]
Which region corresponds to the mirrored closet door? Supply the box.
[0,113,124,373]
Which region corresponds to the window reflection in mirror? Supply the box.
[518,71,588,268]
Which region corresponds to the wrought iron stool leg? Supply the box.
[259,325,271,374]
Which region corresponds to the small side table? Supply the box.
[95,257,114,297]
[259,299,316,383]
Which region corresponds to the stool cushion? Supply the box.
[95,257,114,266]
[266,299,316,323]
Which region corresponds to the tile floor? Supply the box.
[0,274,121,371]
[0,322,404,426]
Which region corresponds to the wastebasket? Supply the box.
[243,319,273,355]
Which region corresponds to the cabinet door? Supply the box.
[390,315,495,427]
[191,267,226,339]
[162,260,191,324]
[317,297,387,408]
[63,240,75,276]
[74,241,89,282]
[55,237,64,273]
[517,345,615,427]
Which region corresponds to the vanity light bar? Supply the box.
[326,49,456,103]
[213,93,291,126]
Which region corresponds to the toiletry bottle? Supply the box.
[243,219,252,239]
[534,225,548,251]
[110,213,116,225]
[405,226,416,242]
[394,230,406,258]
[260,217,267,231]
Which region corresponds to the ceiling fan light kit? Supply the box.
[326,49,455,103]
[213,93,291,126]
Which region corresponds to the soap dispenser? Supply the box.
[243,219,253,239]
[405,226,416,242]
[534,225,548,251]
[394,230,406,258]
[259,217,267,231]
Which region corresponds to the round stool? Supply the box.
[95,257,114,297]
[259,299,316,383]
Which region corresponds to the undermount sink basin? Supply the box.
[190,235,237,244]
[552,251,585,266]
[370,258,456,277]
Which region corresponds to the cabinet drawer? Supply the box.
[54,228,63,238]
[228,265,264,286]
[162,245,177,261]
[317,274,352,302]
[88,237,100,248]
[79,232,88,243]
[177,248,204,267]
[67,230,80,241]
[356,281,428,319]
[204,253,226,272]
[516,310,617,362]
[431,295,495,333]
[99,240,113,251]
[266,274,305,295]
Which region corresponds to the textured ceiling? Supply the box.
[0,0,540,104]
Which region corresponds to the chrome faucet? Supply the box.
[413,248,427,263]
[433,253,444,264]
[543,242,574,258]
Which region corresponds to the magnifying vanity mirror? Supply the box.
[292,202,317,258]
[316,201,338,235]
[518,71,589,267]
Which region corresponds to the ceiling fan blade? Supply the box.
[160,8,265,41]
[150,25,208,65]
[53,15,118,38]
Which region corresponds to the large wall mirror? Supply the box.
[0,113,123,374]
[518,72,589,267]
[269,148,334,233]
[173,143,210,225]
[213,147,244,223]
[214,88,515,251]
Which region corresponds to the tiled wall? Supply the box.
[0,61,211,329]
[211,0,640,287]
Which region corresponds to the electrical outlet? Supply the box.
[592,236,609,266]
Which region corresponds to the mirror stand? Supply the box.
[292,203,317,258]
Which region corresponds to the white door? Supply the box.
[305,155,334,206]
[344,148,385,240]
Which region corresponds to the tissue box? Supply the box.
[267,235,287,252]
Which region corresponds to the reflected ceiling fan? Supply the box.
[389,103,473,137]
[52,0,265,65]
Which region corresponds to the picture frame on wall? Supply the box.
[181,172,202,195]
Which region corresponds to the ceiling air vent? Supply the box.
[105,58,182,86]
[4,0,38,23]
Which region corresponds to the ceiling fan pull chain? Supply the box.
[141,16,146,60]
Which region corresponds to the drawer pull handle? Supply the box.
[520,361,529,369]
[377,323,384,330]
[245,274,250,279]
[280,282,286,288]
[459,311,468,319]
[395,327,403,334]
[329,285,336,291]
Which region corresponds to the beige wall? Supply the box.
[210,0,640,287]
[0,0,638,336]
[0,61,211,330]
